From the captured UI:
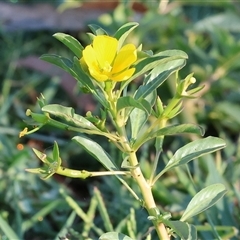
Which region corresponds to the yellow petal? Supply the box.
[111,68,135,82]
[82,45,98,70]
[93,35,118,69]
[89,67,109,82]
[112,44,137,74]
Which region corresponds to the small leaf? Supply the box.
[133,124,204,150]
[153,123,204,138]
[180,184,227,221]
[73,135,118,171]
[88,24,108,36]
[130,108,148,140]
[130,90,156,140]
[99,232,133,240]
[164,137,226,172]
[114,22,139,49]
[42,104,98,130]
[120,50,187,93]
[40,54,76,77]
[134,59,186,100]
[52,141,60,162]
[116,96,151,115]
[53,33,84,58]
[163,220,197,240]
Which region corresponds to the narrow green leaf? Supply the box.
[121,50,187,93]
[54,211,76,240]
[181,184,227,221]
[99,232,133,240]
[72,57,95,89]
[153,123,204,138]
[133,49,187,81]
[22,199,63,231]
[53,33,84,58]
[72,57,109,108]
[114,22,139,49]
[52,141,60,162]
[40,54,74,75]
[88,24,108,36]
[164,137,226,172]
[134,124,204,150]
[94,187,114,232]
[155,49,188,59]
[116,96,151,115]
[0,215,19,240]
[42,104,98,130]
[72,135,118,171]
[135,59,186,100]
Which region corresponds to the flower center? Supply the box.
[101,61,112,74]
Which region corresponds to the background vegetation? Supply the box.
[0,1,240,239]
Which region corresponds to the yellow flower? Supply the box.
[81,35,137,82]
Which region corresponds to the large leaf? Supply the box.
[99,232,133,240]
[180,184,227,221]
[114,22,139,49]
[164,136,226,172]
[73,135,117,171]
[42,104,98,130]
[53,33,84,58]
[116,96,151,115]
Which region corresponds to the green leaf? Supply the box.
[153,123,204,138]
[94,188,114,232]
[130,87,156,140]
[120,50,187,93]
[53,33,84,58]
[133,124,204,150]
[195,12,240,33]
[22,199,63,232]
[42,104,98,130]
[72,57,95,90]
[73,135,118,171]
[52,141,60,162]
[164,136,226,172]
[134,59,186,100]
[88,24,108,36]
[114,22,139,49]
[40,54,76,77]
[116,96,151,115]
[99,232,133,240]
[163,220,197,240]
[130,108,148,140]
[0,215,19,240]
[180,184,227,221]
[134,49,187,81]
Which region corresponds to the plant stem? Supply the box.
[107,89,170,239]
[120,137,170,239]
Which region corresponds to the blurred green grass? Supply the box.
[0,1,240,239]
